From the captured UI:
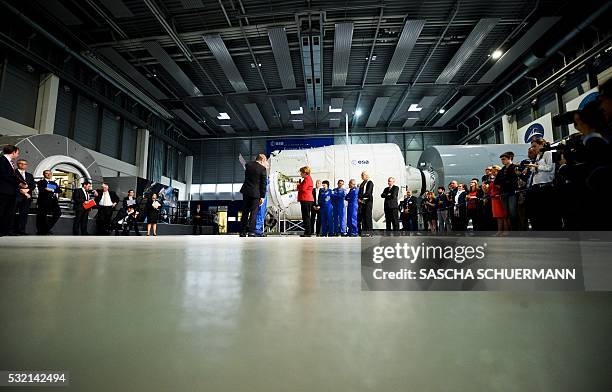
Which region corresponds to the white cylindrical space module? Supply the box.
[268,143,413,222]
[267,143,528,227]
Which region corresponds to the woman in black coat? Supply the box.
[146,193,161,236]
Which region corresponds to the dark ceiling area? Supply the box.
[2,0,610,139]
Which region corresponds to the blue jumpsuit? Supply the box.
[254,179,269,235]
[331,187,346,236]
[319,188,333,236]
[345,187,359,236]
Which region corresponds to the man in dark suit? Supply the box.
[14,159,36,235]
[310,179,322,236]
[239,154,268,237]
[447,180,458,231]
[1,145,28,236]
[72,181,93,235]
[192,203,204,235]
[495,151,519,230]
[121,189,139,213]
[358,171,374,236]
[94,183,119,235]
[36,169,62,235]
[381,177,400,233]
[399,190,418,232]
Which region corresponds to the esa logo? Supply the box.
[524,123,545,143]
[351,159,370,165]
[578,92,599,110]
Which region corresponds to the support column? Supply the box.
[184,155,193,201]
[136,128,149,178]
[501,114,518,144]
[34,73,59,134]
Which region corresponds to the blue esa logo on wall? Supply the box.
[578,92,599,110]
[524,123,545,143]
[351,159,370,165]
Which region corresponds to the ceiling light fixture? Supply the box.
[290,107,304,115]
[491,49,503,60]
[355,109,362,117]
[439,108,446,114]
[329,106,342,113]
[408,104,423,112]
[217,112,230,120]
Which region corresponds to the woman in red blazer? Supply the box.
[297,166,314,237]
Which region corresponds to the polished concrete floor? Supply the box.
[1,235,611,391]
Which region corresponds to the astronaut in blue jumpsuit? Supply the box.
[345,179,359,237]
[331,179,347,236]
[254,178,269,236]
[319,180,333,237]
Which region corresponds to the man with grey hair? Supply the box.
[94,182,119,235]
[381,176,399,233]
[358,171,374,236]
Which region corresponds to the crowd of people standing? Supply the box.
[0,148,166,237]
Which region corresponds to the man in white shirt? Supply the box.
[526,138,561,230]
[453,184,468,231]
[94,183,119,235]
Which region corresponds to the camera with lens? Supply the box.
[551,110,577,128]
[517,159,532,173]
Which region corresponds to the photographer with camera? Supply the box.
[554,99,610,229]
[598,79,611,138]
[525,138,562,230]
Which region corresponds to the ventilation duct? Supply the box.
[244,103,269,132]
[436,18,498,84]
[298,14,324,111]
[97,47,167,100]
[332,22,353,87]
[268,27,296,89]
[98,0,133,18]
[366,97,390,127]
[478,17,560,84]
[173,109,209,135]
[402,118,419,127]
[142,41,202,97]
[383,20,425,85]
[434,96,476,126]
[203,35,248,93]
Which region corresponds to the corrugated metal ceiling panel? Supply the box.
[332,22,354,87]
[202,35,249,93]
